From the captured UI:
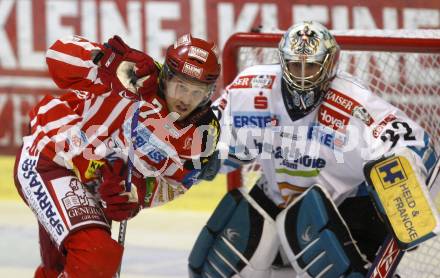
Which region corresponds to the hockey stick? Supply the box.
[93,48,143,276]
[117,75,142,277]
[366,157,440,278]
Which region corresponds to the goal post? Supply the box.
[221,29,440,277]
[223,31,440,84]
[223,30,440,190]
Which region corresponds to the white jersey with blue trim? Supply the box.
[213,64,437,207]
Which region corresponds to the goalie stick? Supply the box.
[366,157,440,278]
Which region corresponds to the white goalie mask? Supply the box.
[279,21,340,118]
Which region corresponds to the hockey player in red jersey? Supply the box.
[14,34,220,277]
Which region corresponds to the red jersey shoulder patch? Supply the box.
[228,75,276,90]
[324,89,374,126]
[372,114,397,138]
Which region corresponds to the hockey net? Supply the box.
[222,29,440,278]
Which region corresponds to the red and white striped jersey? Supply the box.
[26,35,218,208]
[45,36,109,94]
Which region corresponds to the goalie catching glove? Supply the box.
[94,35,160,97]
[98,159,146,222]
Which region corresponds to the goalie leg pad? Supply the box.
[276,185,368,278]
[189,186,281,278]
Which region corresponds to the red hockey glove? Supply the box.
[98,159,145,222]
[95,35,159,98]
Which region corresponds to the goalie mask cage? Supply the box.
[222,30,440,278]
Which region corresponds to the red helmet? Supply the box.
[164,34,220,85]
[159,34,221,107]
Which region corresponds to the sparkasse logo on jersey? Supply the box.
[21,158,66,240]
[254,92,268,109]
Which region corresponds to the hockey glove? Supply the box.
[94,35,159,98]
[183,105,221,183]
[98,159,144,222]
[184,150,221,182]
[185,102,221,157]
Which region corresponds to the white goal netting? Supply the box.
[225,29,440,278]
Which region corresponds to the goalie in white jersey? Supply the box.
[189,22,440,277]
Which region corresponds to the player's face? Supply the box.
[164,75,210,120]
[287,61,322,82]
